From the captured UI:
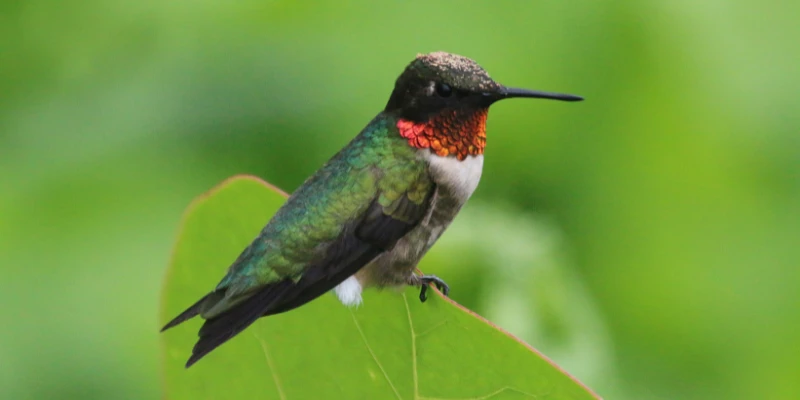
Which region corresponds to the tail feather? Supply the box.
[184,282,294,368]
[161,294,210,332]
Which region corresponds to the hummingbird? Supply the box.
[161,51,583,367]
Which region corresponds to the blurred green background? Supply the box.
[2,1,798,399]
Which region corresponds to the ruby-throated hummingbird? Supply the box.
[162,51,582,367]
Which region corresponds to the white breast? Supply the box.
[424,153,484,202]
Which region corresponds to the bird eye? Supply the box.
[435,83,453,97]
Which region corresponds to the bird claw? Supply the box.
[417,274,450,303]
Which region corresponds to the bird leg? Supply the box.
[408,274,450,302]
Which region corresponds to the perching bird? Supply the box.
[161,51,583,367]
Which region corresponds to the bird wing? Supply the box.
[165,141,435,367]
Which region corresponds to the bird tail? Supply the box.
[184,283,293,368]
[161,291,221,332]
[161,296,205,332]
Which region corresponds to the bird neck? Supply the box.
[396,108,488,161]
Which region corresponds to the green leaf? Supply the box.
[160,175,600,400]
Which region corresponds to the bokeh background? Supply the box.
[2,1,798,399]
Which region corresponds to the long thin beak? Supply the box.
[497,86,584,102]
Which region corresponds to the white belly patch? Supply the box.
[334,275,363,306]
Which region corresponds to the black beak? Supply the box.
[499,86,583,101]
[484,86,583,104]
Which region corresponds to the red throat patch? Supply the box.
[397,109,488,161]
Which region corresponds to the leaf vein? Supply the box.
[350,310,404,400]
[419,386,540,400]
[255,333,287,400]
[413,318,449,339]
[403,293,420,400]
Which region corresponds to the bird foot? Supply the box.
[410,274,450,303]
